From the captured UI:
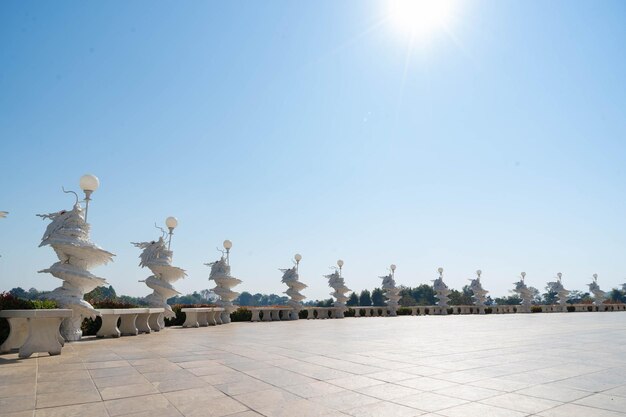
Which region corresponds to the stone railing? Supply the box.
[248,307,298,322]
[244,303,626,322]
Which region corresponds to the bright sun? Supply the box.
[388,0,457,39]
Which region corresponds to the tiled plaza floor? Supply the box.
[1,313,626,417]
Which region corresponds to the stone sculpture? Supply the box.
[133,231,186,328]
[587,274,606,306]
[37,194,114,341]
[380,264,400,316]
[281,255,307,320]
[547,272,570,311]
[469,269,488,313]
[207,242,241,323]
[514,272,533,313]
[433,267,450,314]
[324,260,351,318]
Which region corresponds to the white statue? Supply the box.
[324,260,351,318]
[133,230,186,327]
[587,274,606,306]
[37,194,114,341]
[281,254,307,320]
[380,264,400,316]
[514,272,533,313]
[207,241,241,323]
[547,272,570,311]
[469,269,488,313]
[433,267,450,314]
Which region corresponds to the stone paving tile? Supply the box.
[396,376,460,391]
[1,313,626,417]
[0,395,36,413]
[283,380,347,398]
[432,384,503,401]
[99,382,160,400]
[162,386,226,407]
[326,375,386,390]
[345,400,426,416]
[355,382,422,400]
[393,391,469,413]
[479,392,563,414]
[116,404,184,417]
[436,402,527,417]
[93,373,149,388]
[514,383,592,402]
[33,402,109,417]
[2,411,38,417]
[35,387,102,409]
[573,393,626,413]
[175,396,249,417]
[104,393,173,417]
[307,390,381,411]
[215,376,275,395]
[537,403,626,417]
[0,382,35,398]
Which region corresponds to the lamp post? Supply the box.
[294,253,302,272]
[223,240,232,265]
[337,259,344,277]
[390,264,396,279]
[438,267,444,278]
[79,174,99,223]
[165,216,178,250]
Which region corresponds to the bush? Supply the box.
[81,299,141,336]
[447,308,454,315]
[230,307,251,322]
[484,307,493,314]
[0,292,58,345]
[345,308,356,317]
[567,305,575,312]
[531,306,543,313]
[397,307,412,315]
[299,309,308,319]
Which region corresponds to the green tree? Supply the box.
[608,288,625,303]
[542,286,558,305]
[359,290,372,306]
[316,298,333,307]
[400,284,436,305]
[237,291,254,306]
[449,285,473,305]
[371,287,385,306]
[9,287,28,299]
[399,293,417,306]
[346,292,359,306]
[84,285,117,302]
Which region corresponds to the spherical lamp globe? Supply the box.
[79,174,100,192]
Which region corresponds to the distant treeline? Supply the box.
[5,283,626,308]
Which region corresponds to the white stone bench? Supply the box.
[96,308,164,338]
[181,307,225,328]
[247,307,295,322]
[353,306,386,317]
[303,307,341,319]
[0,309,72,358]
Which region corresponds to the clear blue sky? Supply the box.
[1,0,625,300]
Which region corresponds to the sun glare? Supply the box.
[388,0,457,39]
